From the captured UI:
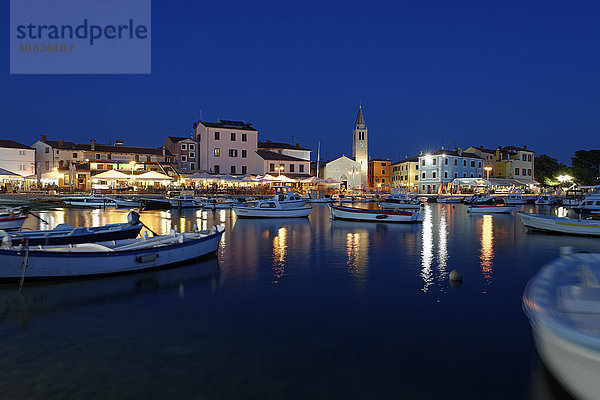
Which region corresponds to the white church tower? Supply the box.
[352,105,368,187]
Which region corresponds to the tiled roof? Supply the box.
[166,136,192,143]
[0,140,33,150]
[44,140,172,156]
[426,150,484,159]
[258,141,311,151]
[393,156,420,164]
[255,150,308,162]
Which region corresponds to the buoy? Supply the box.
[449,270,463,282]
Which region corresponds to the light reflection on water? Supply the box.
[420,206,434,292]
[480,214,495,293]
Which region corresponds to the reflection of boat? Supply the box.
[328,204,422,223]
[232,198,311,218]
[523,251,600,400]
[0,207,27,231]
[535,195,558,206]
[518,212,600,236]
[0,225,224,281]
[0,258,219,319]
[528,357,576,400]
[1,211,144,246]
[467,205,514,214]
[437,196,463,204]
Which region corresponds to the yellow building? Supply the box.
[368,159,391,191]
[465,145,536,183]
[390,156,419,192]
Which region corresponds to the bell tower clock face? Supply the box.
[359,142,364,147]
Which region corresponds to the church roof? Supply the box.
[355,106,366,129]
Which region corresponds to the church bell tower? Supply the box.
[352,105,368,187]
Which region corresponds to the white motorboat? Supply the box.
[110,196,141,208]
[232,197,311,218]
[169,195,203,208]
[518,212,600,236]
[437,196,463,204]
[0,207,27,231]
[200,198,236,210]
[574,186,600,214]
[309,195,332,203]
[328,204,423,223]
[61,195,118,208]
[0,225,225,281]
[504,192,528,205]
[331,193,354,204]
[467,204,514,214]
[378,192,421,210]
[464,192,493,205]
[535,195,558,206]
[562,189,584,206]
[270,186,309,208]
[523,251,600,400]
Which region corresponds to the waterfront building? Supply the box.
[368,159,391,191]
[258,141,311,161]
[465,145,536,182]
[31,135,174,188]
[320,156,362,190]
[193,120,258,175]
[418,149,484,194]
[163,136,198,172]
[352,106,368,188]
[390,156,419,192]
[0,140,35,177]
[254,150,311,178]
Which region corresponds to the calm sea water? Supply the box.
[0,203,594,399]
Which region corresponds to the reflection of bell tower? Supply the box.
[352,106,368,187]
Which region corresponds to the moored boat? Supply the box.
[0,225,225,281]
[518,212,600,236]
[523,251,600,400]
[573,186,600,214]
[328,204,422,223]
[0,211,144,245]
[467,204,514,214]
[464,192,494,205]
[504,192,527,205]
[437,196,463,204]
[0,207,27,231]
[535,194,558,206]
[232,197,311,218]
[378,191,421,210]
[61,195,118,208]
[169,195,203,208]
[331,193,354,204]
[271,186,309,208]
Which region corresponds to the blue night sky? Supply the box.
[2,0,600,164]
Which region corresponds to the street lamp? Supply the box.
[129,160,136,183]
[484,166,492,188]
[278,164,284,177]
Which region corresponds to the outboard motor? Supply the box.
[127,211,141,225]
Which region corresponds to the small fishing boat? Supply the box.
[0,225,225,281]
[437,196,463,204]
[467,204,514,214]
[518,212,600,236]
[504,192,527,205]
[169,195,203,208]
[200,198,236,210]
[270,186,309,208]
[331,193,354,204]
[535,195,558,206]
[328,204,423,223]
[464,192,494,205]
[523,251,600,400]
[61,195,118,208]
[110,196,141,208]
[309,195,332,203]
[0,208,27,231]
[232,199,311,218]
[378,191,421,210]
[1,211,144,245]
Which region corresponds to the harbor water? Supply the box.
[0,203,592,399]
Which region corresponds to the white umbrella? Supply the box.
[301,176,325,184]
[91,170,131,181]
[135,171,174,181]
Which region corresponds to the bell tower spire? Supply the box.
[352,105,368,188]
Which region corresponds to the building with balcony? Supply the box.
[368,159,391,191]
[418,149,484,194]
[193,120,258,175]
[390,156,419,192]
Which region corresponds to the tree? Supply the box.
[534,154,569,186]
[571,150,600,185]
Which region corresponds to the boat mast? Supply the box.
[316,141,320,177]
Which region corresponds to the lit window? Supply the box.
[214,148,220,157]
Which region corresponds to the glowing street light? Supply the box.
[557,175,572,186]
[278,164,284,177]
[484,166,492,187]
[129,160,136,183]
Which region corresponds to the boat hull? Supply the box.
[329,204,422,223]
[437,197,463,204]
[6,223,143,246]
[0,229,224,281]
[0,216,27,231]
[518,213,600,236]
[468,205,514,214]
[232,206,311,218]
[378,202,421,210]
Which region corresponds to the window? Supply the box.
[381,169,385,174]
[299,165,304,173]
[181,155,187,162]
[214,131,220,140]
[444,171,448,178]
[422,172,426,179]
[454,172,458,178]
[382,163,386,167]
[478,174,482,177]
[242,133,247,142]
[382,178,386,183]
[230,132,236,141]
[242,166,247,174]
[463,173,466,177]
[97,164,104,169]
[432,185,436,192]
[528,169,532,176]
[214,148,220,157]
[229,149,238,157]
[270,164,275,172]
[463,160,466,167]
[422,185,425,191]
[107,153,111,160]
[231,165,236,174]
[214,165,220,173]
[515,168,520,175]
[189,152,195,159]
[470,173,473,178]
[181,144,187,150]
[422,160,425,166]
[241,150,247,158]
[445,158,448,165]
[72,152,77,158]
[432,172,437,179]
[45,147,49,154]
[190,163,195,170]
[471,161,475,167]
[415,175,418,181]
[189,144,195,151]
[478,162,482,168]
[45,161,50,170]
[96,154,101,160]
[528,154,532,162]
[454,159,457,166]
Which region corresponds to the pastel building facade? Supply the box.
[390,156,419,191]
[193,120,258,175]
[368,159,391,190]
[0,140,35,177]
[320,156,362,190]
[418,149,484,193]
[255,141,311,177]
[465,145,535,182]
[163,136,198,172]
